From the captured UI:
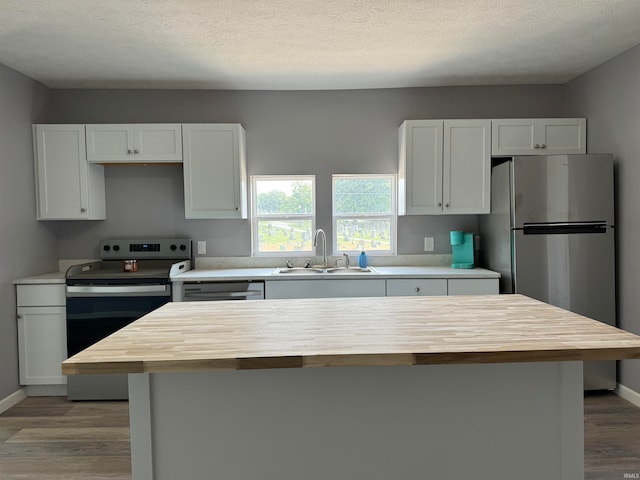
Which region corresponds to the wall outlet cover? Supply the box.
[424,236,435,252]
[197,241,206,255]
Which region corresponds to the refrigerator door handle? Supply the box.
[520,222,610,235]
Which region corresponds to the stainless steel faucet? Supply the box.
[343,252,350,269]
[312,228,327,268]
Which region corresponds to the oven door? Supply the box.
[66,283,170,400]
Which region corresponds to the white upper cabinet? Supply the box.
[399,119,491,215]
[182,124,248,219]
[33,125,106,220]
[86,124,183,163]
[491,118,586,156]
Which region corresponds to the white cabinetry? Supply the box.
[491,118,586,156]
[86,124,183,163]
[265,279,386,299]
[16,283,67,386]
[447,278,499,295]
[33,124,106,220]
[182,124,248,219]
[386,278,498,296]
[386,279,447,296]
[399,119,491,215]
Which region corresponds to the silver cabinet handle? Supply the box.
[415,287,421,293]
[16,314,23,320]
[540,144,546,149]
[534,144,540,149]
[134,149,140,154]
[127,149,133,154]
[445,203,450,208]
[437,202,442,207]
[80,207,87,212]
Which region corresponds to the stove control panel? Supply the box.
[100,238,192,260]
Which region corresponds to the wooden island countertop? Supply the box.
[62,294,640,375]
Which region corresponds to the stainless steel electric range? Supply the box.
[65,238,191,400]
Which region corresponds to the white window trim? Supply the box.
[251,175,316,257]
[332,174,397,256]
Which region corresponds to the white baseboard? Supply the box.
[615,383,640,408]
[25,385,67,397]
[0,388,27,414]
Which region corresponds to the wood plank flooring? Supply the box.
[0,392,638,479]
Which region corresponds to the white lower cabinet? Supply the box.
[386,279,447,296]
[16,284,67,386]
[265,277,498,299]
[447,278,499,295]
[265,279,386,299]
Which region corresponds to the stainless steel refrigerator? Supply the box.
[480,154,616,390]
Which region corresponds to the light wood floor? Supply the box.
[0,392,638,479]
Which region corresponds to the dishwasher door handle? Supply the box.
[183,290,264,300]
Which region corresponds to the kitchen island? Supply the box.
[62,294,640,480]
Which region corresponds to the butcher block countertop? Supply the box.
[62,294,640,375]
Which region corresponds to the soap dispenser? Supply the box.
[358,250,368,268]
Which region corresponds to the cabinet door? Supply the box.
[134,124,183,162]
[183,124,247,219]
[538,118,586,154]
[17,306,67,385]
[447,278,499,295]
[491,119,537,156]
[265,279,386,299]
[386,279,447,296]
[398,120,443,215]
[86,124,134,162]
[34,125,106,220]
[443,120,491,214]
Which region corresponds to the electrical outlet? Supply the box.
[424,236,435,252]
[197,240,206,255]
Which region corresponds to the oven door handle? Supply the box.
[66,285,170,296]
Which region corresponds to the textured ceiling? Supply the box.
[1,0,640,90]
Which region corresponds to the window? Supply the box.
[251,176,315,256]
[332,175,396,255]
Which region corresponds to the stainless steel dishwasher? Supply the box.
[179,281,265,301]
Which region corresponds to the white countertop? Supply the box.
[171,266,500,282]
[13,271,66,284]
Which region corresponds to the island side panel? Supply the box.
[129,362,583,480]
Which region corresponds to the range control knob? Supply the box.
[170,244,177,251]
[103,245,111,251]
[113,245,120,252]
[179,244,187,251]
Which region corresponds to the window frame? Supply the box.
[250,175,316,257]
[332,174,397,256]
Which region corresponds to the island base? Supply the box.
[129,362,583,480]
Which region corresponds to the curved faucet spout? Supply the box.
[312,228,327,268]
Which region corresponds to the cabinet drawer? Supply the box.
[16,284,66,307]
[386,279,447,296]
[447,279,499,295]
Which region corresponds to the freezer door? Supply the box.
[512,154,614,226]
[513,227,616,390]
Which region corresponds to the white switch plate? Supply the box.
[197,240,206,255]
[424,236,434,252]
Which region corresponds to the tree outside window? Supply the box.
[251,176,315,255]
[333,175,396,254]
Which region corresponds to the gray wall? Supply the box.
[0,74,569,401]
[0,64,54,399]
[565,43,640,392]
[47,86,565,258]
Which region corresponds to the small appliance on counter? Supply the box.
[450,231,474,269]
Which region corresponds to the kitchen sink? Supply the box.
[272,266,377,275]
